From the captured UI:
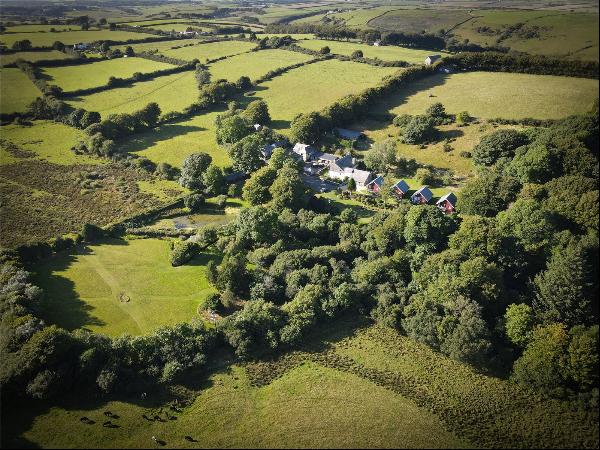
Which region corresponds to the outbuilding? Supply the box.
[392,180,410,198]
[411,186,433,204]
[436,192,457,213]
[425,55,442,65]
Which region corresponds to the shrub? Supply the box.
[170,240,199,267]
[184,193,206,212]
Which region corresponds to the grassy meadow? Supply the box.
[0,50,75,66]
[42,57,175,92]
[0,68,40,113]
[374,71,599,120]
[66,70,198,115]
[160,40,257,63]
[368,8,472,34]
[120,110,229,168]
[2,24,85,32]
[250,59,399,129]
[208,49,313,81]
[0,30,157,48]
[296,39,444,63]
[34,238,219,336]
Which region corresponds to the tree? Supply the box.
[456,111,472,125]
[403,205,457,251]
[414,167,437,185]
[184,193,205,212]
[179,152,213,190]
[12,39,32,51]
[504,303,534,347]
[364,139,397,173]
[202,165,226,196]
[216,253,250,295]
[235,76,252,90]
[425,102,447,124]
[195,65,211,86]
[567,325,598,391]
[269,166,308,211]
[228,132,268,174]
[497,199,557,254]
[290,112,322,144]
[347,178,356,192]
[135,102,161,128]
[506,143,557,184]
[216,114,249,145]
[319,46,331,54]
[472,129,528,166]
[79,111,101,129]
[170,241,199,266]
[268,147,299,171]
[243,100,270,125]
[351,49,363,59]
[124,46,134,57]
[458,171,521,217]
[243,166,277,205]
[402,115,436,144]
[52,41,65,51]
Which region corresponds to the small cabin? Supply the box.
[366,176,384,194]
[392,180,410,198]
[436,192,457,214]
[425,54,441,65]
[411,186,433,204]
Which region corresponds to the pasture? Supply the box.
[0,121,94,165]
[160,40,257,63]
[374,71,599,120]
[120,110,229,168]
[296,39,444,63]
[250,59,399,128]
[6,321,595,448]
[0,50,75,66]
[34,238,218,336]
[0,68,40,114]
[114,39,200,54]
[366,8,471,34]
[0,30,157,48]
[42,57,175,92]
[66,70,198,115]
[2,24,84,32]
[208,49,313,82]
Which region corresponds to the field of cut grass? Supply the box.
[66,70,197,115]
[208,49,313,81]
[120,110,229,168]
[254,33,314,40]
[161,40,257,63]
[0,30,157,47]
[453,10,599,60]
[296,39,443,63]
[250,59,399,129]
[114,39,200,54]
[42,57,175,92]
[34,238,219,337]
[374,71,599,120]
[314,6,399,28]
[0,121,97,165]
[2,24,84,32]
[0,50,75,66]
[0,68,40,114]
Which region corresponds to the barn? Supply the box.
[411,186,433,204]
[425,55,442,65]
[436,192,457,213]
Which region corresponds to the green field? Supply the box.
[42,57,175,92]
[7,321,596,448]
[160,40,257,63]
[34,238,218,337]
[0,121,96,165]
[374,71,599,120]
[120,110,229,168]
[67,70,197,115]
[296,39,444,63]
[0,68,40,113]
[368,8,472,34]
[0,30,157,48]
[250,59,399,129]
[208,49,313,81]
[114,39,201,54]
[0,50,75,66]
[3,24,85,32]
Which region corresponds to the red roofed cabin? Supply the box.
[436,192,457,214]
[411,186,433,204]
[366,176,384,194]
[392,180,410,199]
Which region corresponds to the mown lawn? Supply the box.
[0,50,75,66]
[0,68,40,114]
[119,110,230,168]
[161,40,257,63]
[208,49,313,82]
[374,71,599,120]
[296,39,444,64]
[0,121,97,165]
[66,70,198,115]
[250,59,399,130]
[0,30,157,47]
[34,238,219,337]
[42,57,175,92]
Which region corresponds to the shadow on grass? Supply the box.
[120,124,207,154]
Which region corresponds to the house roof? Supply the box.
[315,152,337,162]
[436,192,457,206]
[334,128,364,140]
[344,167,373,185]
[412,186,433,201]
[367,176,384,188]
[393,179,410,193]
[293,143,314,153]
[426,54,442,61]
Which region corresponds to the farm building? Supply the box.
[366,176,384,194]
[335,167,375,191]
[436,192,457,213]
[411,186,433,204]
[293,143,318,162]
[315,152,338,166]
[425,55,441,65]
[392,180,410,198]
[334,128,365,141]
